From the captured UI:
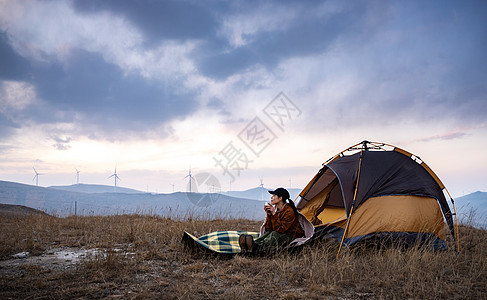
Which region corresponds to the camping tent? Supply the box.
[296,141,459,254]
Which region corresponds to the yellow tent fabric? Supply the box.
[306,195,445,240]
[344,195,445,239]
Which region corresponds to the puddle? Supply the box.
[1,246,138,277]
[11,251,30,259]
[47,248,100,262]
[0,247,102,276]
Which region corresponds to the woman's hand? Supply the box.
[264,203,276,215]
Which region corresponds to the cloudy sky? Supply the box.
[0,0,486,197]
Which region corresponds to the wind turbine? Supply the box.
[33,167,43,186]
[33,167,44,186]
[259,177,264,200]
[108,167,121,192]
[184,168,195,192]
[75,168,80,184]
[170,183,175,193]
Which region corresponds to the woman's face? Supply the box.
[270,194,283,205]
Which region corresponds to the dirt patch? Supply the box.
[0,247,99,276]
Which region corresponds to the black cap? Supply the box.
[268,187,290,200]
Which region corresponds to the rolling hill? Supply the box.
[48,184,303,201]
[49,183,143,194]
[0,203,49,216]
[453,191,487,228]
[222,187,302,202]
[0,181,266,220]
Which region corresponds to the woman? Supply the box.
[239,187,314,253]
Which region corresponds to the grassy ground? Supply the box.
[0,213,486,299]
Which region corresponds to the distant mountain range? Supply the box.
[0,181,266,220]
[222,187,303,202]
[49,183,143,194]
[1,180,485,228]
[48,184,303,201]
[453,191,487,228]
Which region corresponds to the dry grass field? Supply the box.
[0,210,486,299]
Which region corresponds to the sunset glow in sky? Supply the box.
[0,0,486,197]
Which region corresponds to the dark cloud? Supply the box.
[206,97,224,110]
[72,0,221,45]
[50,135,72,150]
[0,31,31,81]
[196,1,384,79]
[207,97,231,116]
[71,0,386,79]
[0,32,25,139]
[0,44,200,138]
[302,0,487,130]
[0,112,20,140]
[33,49,200,134]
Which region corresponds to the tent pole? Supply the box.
[324,141,362,164]
[445,188,460,253]
[336,143,365,258]
[336,205,354,258]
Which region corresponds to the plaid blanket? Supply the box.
[182,230,259,254]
